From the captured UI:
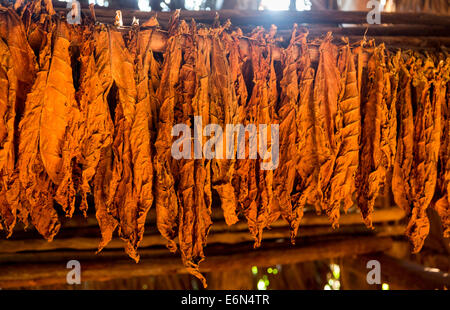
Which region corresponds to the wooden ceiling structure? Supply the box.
[51,1,450,50]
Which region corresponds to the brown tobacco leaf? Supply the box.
[17,25,60,240]
[325,42,361,225]
[223,29,248,225]
[273,28,301,236]
[291,33,319,239]
[18,0,56,55]
[223,30,248,112]
[174,36,198,282]
[133,29,160,138]
[0,8,37,236]
[142,16,159,28]
[16,0,55,16]
[155,21,213,286]
[313,33,341,225]
[356,45,397,228]
[133,28,158,242]
[209,28,240,226]
[35,22,82,217]
[405,57,443,252]
[154,28,183,254]
[435,75,450,237]
[188,28,213,288]
[180,25,212,287]
[393,54,444,252]
[171,23,213,288]
[104,27,153,262]
[392,57,415,219]
[0,38,18,237]
[234,29,277,247]
[275,28,313,240]
[0,8,37,111]
[77,27,117,250]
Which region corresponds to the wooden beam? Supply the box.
[0,208,404,253]
[50,4,450,28]
[0,236,393,288]
[9,206,405,231]
[0,222,405,254]
[276,25,450,38]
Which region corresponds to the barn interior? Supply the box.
[0,0,449,290]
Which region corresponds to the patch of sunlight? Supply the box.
[326,272,341,290]
[185,0,203,10]
[80,0,108,6]
[330,264,340,279]
[259,0,290,11]
[257,279,267,290]
[424,267,441,273]
[138,0,151,11]
[296,0,312,11]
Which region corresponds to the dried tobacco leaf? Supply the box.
[77,27,117,250]
[154,30,183,254]
[0,38,18,237]
[392,57,415,218]
[178,24,213,287]
[273,28,301,236]
[275,28,313,240]
[325,42,361,225]
[234,29,277,247]
[0,9,38,232]
[405,57,443,252]
[131,28,159,254]
[0,7,37,109]
[104,27,152,262]
[393,54,445,252]
[17,24,60,240]
[356,44,396,228]
[290,33,318,238]
[313,33,341,226]
[435,75,450,237]
[209,26,240,226]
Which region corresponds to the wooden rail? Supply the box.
[0,208,405,253]
[50,4,450,28]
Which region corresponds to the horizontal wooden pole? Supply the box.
[0,208,404,253]
[276,25,450,38]
[50,4,450,28]
[9,206,404,231]
[0,236,393,288]
[0,222,404,254]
